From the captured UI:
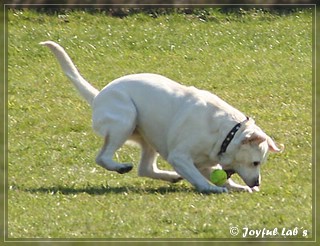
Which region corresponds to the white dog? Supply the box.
[40,41,283,194]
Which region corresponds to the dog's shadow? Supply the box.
[22,184,193,196]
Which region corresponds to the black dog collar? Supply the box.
[218,117,249,156]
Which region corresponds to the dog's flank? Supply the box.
[41,41,283,194]
[40,41,99,106]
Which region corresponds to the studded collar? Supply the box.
[218,117,249,156]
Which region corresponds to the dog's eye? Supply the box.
[253,161,260,166]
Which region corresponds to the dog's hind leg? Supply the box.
[138,142,182,183]
[93,90,138,174]
[96,133,134,174]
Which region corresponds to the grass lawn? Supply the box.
[6,8,313,240]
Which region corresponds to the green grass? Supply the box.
[7,9,313,240]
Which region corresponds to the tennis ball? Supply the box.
[210,169,227,186]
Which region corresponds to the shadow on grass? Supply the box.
[21,184,194,196]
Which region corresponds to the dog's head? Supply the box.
[219,120,283,188]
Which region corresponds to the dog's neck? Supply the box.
[218,116,250,156]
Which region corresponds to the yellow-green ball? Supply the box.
[210,169,227,186]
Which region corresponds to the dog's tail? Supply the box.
[40,41,99,106]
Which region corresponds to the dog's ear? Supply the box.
[242,132,266,145]
[242,132,284,153]
[267,136,284,153]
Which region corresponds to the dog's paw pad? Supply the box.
[117,164,133,174]
[171,176,183,183]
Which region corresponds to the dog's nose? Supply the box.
[253,178,260,187]
[249,178,260,188]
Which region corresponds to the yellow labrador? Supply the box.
[40,41,283,194]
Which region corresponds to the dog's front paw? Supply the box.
[224,178,260,193]
[198,185,228,194]
[240,186,260,193]
[251,186,260,192]
[243,186,253,193]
